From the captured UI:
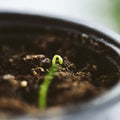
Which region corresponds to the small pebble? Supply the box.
[82,33,88,39]
[32,71,38,76]
[3,74,18,85]
[23,54,45,61]
[73,82,78,87]
[20,81,28,87]
[3,74,15,80]
[32,67,45,76]
[9,58,13,62]
[93,65,97,70]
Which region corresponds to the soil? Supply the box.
[0,29,119,114]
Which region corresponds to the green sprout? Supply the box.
[38,55,63,109]
[52,55,63,65]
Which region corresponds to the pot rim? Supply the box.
[0,11,120,119]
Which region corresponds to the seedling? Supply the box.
[38,55,63,109]
[52,55,63,66]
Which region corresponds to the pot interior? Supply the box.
[0,13,119,115]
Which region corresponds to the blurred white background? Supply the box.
[0,0,119,33]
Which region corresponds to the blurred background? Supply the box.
[0,0,120,119]
[0,0,120,33]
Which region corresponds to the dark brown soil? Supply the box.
[0,29,119,114]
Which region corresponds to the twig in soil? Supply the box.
[39,55,63,109]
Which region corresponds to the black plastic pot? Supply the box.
[0,12,120,120]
